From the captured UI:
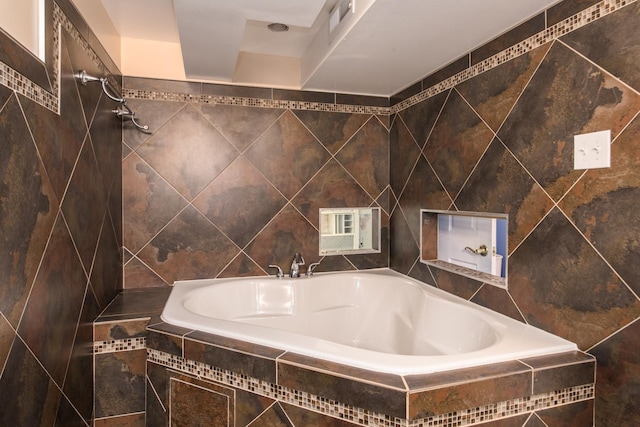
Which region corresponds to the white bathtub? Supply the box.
[161,269,577,375]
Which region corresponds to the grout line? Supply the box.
[146,373,167,413]
[491,40,555,138]
[557,38,640,98]
[557,208,640,302]
[585,309,640,353]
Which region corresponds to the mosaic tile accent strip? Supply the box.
[0,4,62,113]
[391,0,638,114]
[421,385,594,427]
[54,2,120,93]
[94,338,147,354]
[0,62,58,111]
[147,349,594,427]
[51,3,62,98]
[0,2,119,113]
[121,0,637,115]
[121,88,390,115]
[1,0,636,117]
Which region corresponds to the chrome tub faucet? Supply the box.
[306,262,321,277]
[289,252,305,278]
[268,264,284,278]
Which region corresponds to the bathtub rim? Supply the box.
[161,268,578,375]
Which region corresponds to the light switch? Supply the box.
[574,130,611,170]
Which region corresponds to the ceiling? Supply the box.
[97,0,562,97]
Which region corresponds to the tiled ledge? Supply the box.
[93,288,172,425]
[146,320,595,426]
[93,287,172,352]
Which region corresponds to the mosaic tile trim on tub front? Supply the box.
[148,348,594,427]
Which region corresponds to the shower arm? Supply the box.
[76,70,150,133]
[112,103,149,132]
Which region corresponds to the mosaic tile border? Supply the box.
[421,385,594,427]
[122,0,636,117]
[94,337,146,354]
[1,0,635,118]
[390,0,638,114]
[0,2,60,114]
[148,349,594,427]
[0,1,118,114]
[121,88,390,115]
[0,62,58,111]
[54,2,119,92]
[0,4,62,113]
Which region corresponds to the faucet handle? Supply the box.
[306,262,321,277]
[268,264,284,278]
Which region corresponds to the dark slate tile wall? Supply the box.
[0,1,122,425]
[121,90,390,287]
[389,2,640,426]
[94,349,146,418]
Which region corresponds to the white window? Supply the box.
[0,0,45,61]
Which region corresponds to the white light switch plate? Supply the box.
[574,130,611,170]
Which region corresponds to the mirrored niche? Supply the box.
[319,207,381,255]
[420,209,508,289]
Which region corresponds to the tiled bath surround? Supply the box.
[2,0,640,426]
[93,291,596,427]
[0,0,122,425]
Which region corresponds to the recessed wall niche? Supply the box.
[420,209,508,289]
[319,207,381,255]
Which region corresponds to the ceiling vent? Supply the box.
[267,22,289,32]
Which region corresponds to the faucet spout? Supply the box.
[289,252,305,278]
[268,264,284,278]
[306,262,321,277]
